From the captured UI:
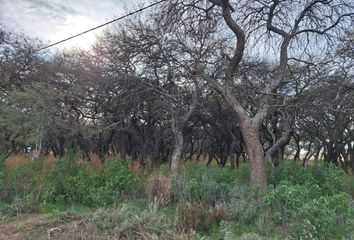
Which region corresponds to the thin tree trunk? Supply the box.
[293,133,300,161]
[170,130,183,175]
[314,146,322,161]
[303,141,312,169]
[236,153,240,168]
[230,154,236,169]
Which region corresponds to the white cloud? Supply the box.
[0,0,143,50]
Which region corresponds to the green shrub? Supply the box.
[265,179,354,239]
[171,163,236,205]
[229,185,263,224]
[70,169,104,206]
[71,159,138,207]
[220,221,261,240]
[4,160,46,205]
[0,202,16,217]
[170,174,190,204]
[43,154,79,202]
[310,161,347,195]
[275,161,348,195]
[235,164,251,184]
[275,161,315,186]
[173,174,231,204]
[43,156,138,207]
[159,163,170,176]
[185,163,237,185]
[290,192,354,240]
[264,181,322,225]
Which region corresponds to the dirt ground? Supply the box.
[0,215,50,240]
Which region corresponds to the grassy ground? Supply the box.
[1,154,354,239]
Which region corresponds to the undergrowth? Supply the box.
[0,156,353,240]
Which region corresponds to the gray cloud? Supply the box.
[24,0,80,15]
[0,0,141,48]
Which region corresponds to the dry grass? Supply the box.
[146,175,171,211]
[5,154,32,169]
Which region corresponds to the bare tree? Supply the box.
[161,0,353,187]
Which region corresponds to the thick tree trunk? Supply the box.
[170,130,183,175]
[239,121,266,187]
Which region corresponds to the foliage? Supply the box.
[1,155,354,240]
[43,153,79,203]
[0,202,16,217]
[41,155,138,207]
[185,163,237,185]
[309,161,347,194]
[264,181,321,225]
[289,193,354,240]
[234,164,251,185]
[3,160,46,207]
[229,185,263,224]
[274,161,314,186]
[264,178,354,240]
[171,163,236,204]
[70,159,138,207]
[275,161,348,195]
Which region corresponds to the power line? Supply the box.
[31,0,167,53]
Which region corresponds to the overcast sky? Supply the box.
[0,0,143,49]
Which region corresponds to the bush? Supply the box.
[185,163,237,185]
[0,202,16,217]
[71,159,138,207]
[170,174,190,204]
[43,157,138,207]
[178,175,230,204]
[3,160,46,206]
[176,202,216,233]
[275,161,348,195]
[275,161,314,186]
[234,164,251,185]
[220,221,263,240]
[289,192,354,240]
[310,162,347,195]
[229,185,262,224]
[146,174,171,210]
[171,163,236,205]
[43,153,79,202]
[264,179,354,239]
[264,181,322,225]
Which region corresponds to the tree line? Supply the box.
[0,0,353,187]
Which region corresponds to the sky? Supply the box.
[0,0,143,50]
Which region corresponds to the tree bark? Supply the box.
[170,129,183,175]
[239,120,266,187]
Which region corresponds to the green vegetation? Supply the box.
[1,157,354,239]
